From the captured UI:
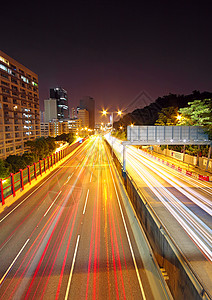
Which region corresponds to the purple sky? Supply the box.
[1,1,212,122]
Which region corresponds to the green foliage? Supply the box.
[160,145,167,151]
[163,144,210,157]
[0,159,11,179]
[113,91,212,129]
[6,155,27,173]
[25,136,57,160]
[178,99,212,137]
[46,136,57,153]
[56,133,75,144]
[21,153,36,166]
[111,130,127,140]
[155,106,179,125]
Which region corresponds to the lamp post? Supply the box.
[102,109,122,158]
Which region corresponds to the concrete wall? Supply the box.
[105,139,210,300]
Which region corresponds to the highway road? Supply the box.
[0,136,169,299]
[109,135,212,297]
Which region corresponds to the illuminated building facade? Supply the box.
[0,50,40,159]
[79,96,95,129]
[50,87,69,120]
[41,118,82,138]
[77,108,89,128]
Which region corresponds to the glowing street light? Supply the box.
[102,108,123,157]
[177,114,182,121]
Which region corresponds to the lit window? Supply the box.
[0,56,9,65]
[21,75,29,83]
[0,64,8,72]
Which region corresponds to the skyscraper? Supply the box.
[44,98,57,122]
[0,50,40,158]
[79,96,95,129]
[50,87,69,120]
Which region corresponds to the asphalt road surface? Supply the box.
[0,136,169,300]
[109,136,212,298]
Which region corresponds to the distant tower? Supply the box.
[79,96,95,129]
[50,87,69,120]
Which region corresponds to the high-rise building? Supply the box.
[79,96,95,129]
[0,50,40,159]
[44,98,57,122]
[50,87,69,120]
[70,107,76,119]
[77,108,89,128]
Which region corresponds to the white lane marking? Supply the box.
[0,238,30,285]
[64,173,73,185]
[44,191,62,217]
[82,190,89,215]
[108,160,147,300]
[90,172,93,182]
[65,235,80,300]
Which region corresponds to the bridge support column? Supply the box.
[122,145,127,178]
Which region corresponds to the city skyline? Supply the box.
[0,1,212,297]
[1,1,211,121]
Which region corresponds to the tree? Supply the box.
[22,153,36,166]
[56,133,75,144]
[155,106,179,125]
[112,129,127,140]
[46,137,57,154]
[6,155,27,173]
[25,137,56,160]
[0,159,11,179]
[178,99,212,137]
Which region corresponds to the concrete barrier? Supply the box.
[104,138,211,300]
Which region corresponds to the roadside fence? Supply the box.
[0,139,84,205]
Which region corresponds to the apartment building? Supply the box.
[0,50,40,159]
[41,118,82,138]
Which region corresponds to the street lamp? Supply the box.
[101,109,122,131]
[102,109,123,157]
[176,114,182,122]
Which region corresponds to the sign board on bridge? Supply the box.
[127,126,210,145]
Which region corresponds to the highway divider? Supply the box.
[104,138,211,300]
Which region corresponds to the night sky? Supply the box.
[1,1,212,122]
